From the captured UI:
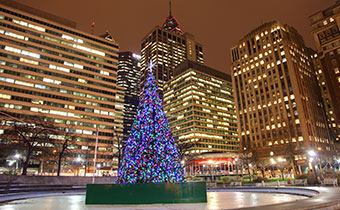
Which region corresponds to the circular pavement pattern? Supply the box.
[0,192,307,210]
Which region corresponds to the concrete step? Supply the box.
[0,184,76,188]
[0,185,86,194]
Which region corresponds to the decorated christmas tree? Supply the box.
[117,62,185,184]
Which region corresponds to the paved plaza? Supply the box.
[0,191,306,210]
[1,187,340,210]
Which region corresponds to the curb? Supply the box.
[0,191,86,203]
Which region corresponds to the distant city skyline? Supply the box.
[20,0,334,74]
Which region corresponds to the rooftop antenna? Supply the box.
[169,0,172,17]
[91,21,95,35]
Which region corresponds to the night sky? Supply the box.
[20,0,335,74]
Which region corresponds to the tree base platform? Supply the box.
[85,181,207,205]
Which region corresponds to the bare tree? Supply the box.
[112,132,125,171]
[176,141,199,169]
[285,144,299,176]
[0,116,60,175]
[240,150,253,181]
[177,141,195,161]
[251,156,269,178]
[54,132,77,176]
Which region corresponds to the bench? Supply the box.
[321,178,338,187]
[206,183,216,188]
[293,179,307,186]
[231,181,242,186]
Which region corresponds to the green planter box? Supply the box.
[85,181,207,205]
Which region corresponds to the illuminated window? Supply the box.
[15,80,33,87]
[0,94,11,99]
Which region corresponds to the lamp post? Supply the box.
[13,154,21,175]
[243,147,252,181]
[76,157,82,176]
[208,160,214,181]
[235,158,239,176]
[270,158,276,178]
[308,150,319,185]
[277,157,286,180]
[112,126,124,174]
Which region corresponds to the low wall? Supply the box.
[86,182,207,204]
[0,175,115,185]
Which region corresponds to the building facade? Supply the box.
[117,51,140,143]
[0,0,123,174]
[140,6,203,98]
[309,1,340,145]
[231,21,334,162]
[164,60,239,156]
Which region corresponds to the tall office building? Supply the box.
[164,60,239,155]
[117,51,140,143]
[140,2,203,98]
[231,21,334,162]
[309,1,340,144]
[0,0,123,173]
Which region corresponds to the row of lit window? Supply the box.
[0,73,115,103]
[0,103,116,129]
[0,30,116,71]
[0,59,116,93]
[2,14,117,57]
[0,23,117,65]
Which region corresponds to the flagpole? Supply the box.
[92,125,99,184]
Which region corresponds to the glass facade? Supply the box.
[164,60,239,155]
[118,52,140,143]
[140,26,204,98]
[0,3,123,173]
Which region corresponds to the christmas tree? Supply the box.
[117,62,185,184]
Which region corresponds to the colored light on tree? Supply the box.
[117,62,185,184]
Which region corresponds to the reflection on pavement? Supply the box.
[0,192,307,210]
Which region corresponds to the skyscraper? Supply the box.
[231,21,334,163]
[118,51,140,143]
[140,1,203,98]
[164,60,239,155]
[0,0,123,173]
[309,1,340,145]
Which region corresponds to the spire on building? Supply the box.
[91,21,95,35]
[162,0,183,34]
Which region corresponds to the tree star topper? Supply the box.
[148,60,155,72]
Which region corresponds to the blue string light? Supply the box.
[117,62,185,184]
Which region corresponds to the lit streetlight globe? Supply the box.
[308,150,316,157]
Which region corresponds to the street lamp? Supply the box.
[308,150,318,185]
[277,157,286,180]
[235,158,239,176]
[270,158,276,165]
[13,154,21,174]
[208,160,214,181]
[308,150,316,158]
